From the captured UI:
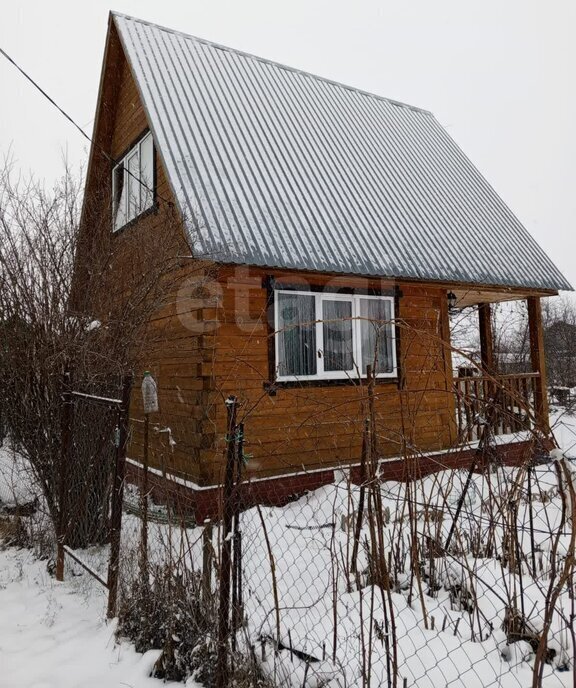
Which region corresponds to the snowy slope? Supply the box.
[0,547,199,688]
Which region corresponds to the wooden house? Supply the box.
[77,13,571,520]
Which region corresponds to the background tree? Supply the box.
[450,295,576,399]
[542,297,576,389]
[0,159,191,547]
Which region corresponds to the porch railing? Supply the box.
[454,372,539,443]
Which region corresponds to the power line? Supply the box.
[0,46,92,146]
[0,45,168,206]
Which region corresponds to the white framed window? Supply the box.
[274,290,397,382]
[112,132,155,231]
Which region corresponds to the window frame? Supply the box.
[274,289,397,383]
[112,131,155,232]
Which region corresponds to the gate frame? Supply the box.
[55,374,132,620]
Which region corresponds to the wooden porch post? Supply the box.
[527,296,550,431]
[478,303,495,374]
[440,290,457,445]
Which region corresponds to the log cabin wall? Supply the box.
[198,267,457,486]
[76,30,216,487]
[106,45,212,486]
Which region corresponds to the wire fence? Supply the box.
[106,375,576,688]
[5,369,576,687]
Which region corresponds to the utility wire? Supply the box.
[0,46,93,147]
[0,45,168,205]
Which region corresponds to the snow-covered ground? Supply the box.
[0,545,199,688]
[0,446,200,688]
[1,408,576,687]
[229,411,576,687]
[238,469,574,687]
[550,406,576,458]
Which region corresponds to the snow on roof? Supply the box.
[112,12,572,292]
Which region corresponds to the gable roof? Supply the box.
[111,12,571,292]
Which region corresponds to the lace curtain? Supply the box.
[360,298,393,374]
[277,292,317,376]
[322,299,354,372]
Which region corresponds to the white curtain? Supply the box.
[360,298,393,374]
[277,293,317,376]
[126,150,140,220]
[322,299,353,372]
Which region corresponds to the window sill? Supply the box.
[112,202,159,235]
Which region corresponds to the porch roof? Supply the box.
[112,13,571,293]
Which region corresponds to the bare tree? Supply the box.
[492,301,531,374]
[542,296,576,389]
[488,297,576,390]
[0,159,189,546]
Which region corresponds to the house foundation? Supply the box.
[126,438,548,524]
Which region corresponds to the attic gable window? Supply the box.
[112,132,154,231]
[274,290,396,382]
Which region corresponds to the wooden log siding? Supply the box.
[78,38,216,487]
[195,268,457,485]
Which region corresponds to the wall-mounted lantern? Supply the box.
[447,291,458,312]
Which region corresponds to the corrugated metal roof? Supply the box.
[113,13,571,292]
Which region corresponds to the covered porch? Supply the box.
[449,291,551,449]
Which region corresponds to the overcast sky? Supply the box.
[1,0,574,290]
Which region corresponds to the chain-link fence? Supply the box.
[234,453,575,687]
[15,361,573,686]
[104,376,576,688]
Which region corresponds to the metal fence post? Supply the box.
[139,412,150,577]
[232,421,244,649]
[216,395,238,688]
[56,372,73,582]
[202,521,213,604]
[106,375,133,619]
